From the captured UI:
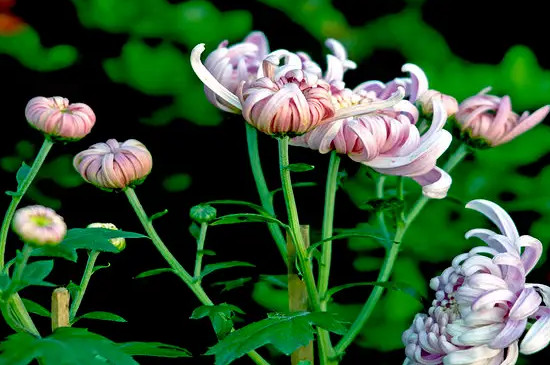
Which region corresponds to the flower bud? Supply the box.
[417,89,458,117]
[190,204,217,224]
[455,87,550,147]
[25,96,96,141]
[73,139,153,190]
[87,222,125,251]
[12,205,67,246]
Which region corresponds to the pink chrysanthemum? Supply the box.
[403,199,550,364]
[25,96,96,141]
[12,205,67,246]
[455,87,549,147]
[73,139,153,190]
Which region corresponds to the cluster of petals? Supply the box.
[25,96,96,141]
[73,139,153,190]
[13,205,67,246]
[402,199,550,364]
[191,32,453,197]
[455,87,550,147]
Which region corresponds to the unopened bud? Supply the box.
[13,205,67,246]
[190,204,217,224]
[87,222,126,251]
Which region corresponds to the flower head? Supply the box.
[418,90,459,118]
[203,31,269,112]
[402,199,550,364]
[455,87,550,147]
[73,139,153,190]
[292,64,452,199]
[13,205,67,246]
[87,222,126,251]
[25,96,96,141]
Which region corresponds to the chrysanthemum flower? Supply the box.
[190,39,404,137]
[73,139,153,190]
[203,31,269,113]
[87,222,126,251]
[402,199,550,364]
[292,64,452,199]
[12,205,67,246]
[455,87,549,147]
[25,96,96,141]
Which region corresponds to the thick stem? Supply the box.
[124,188,269,365]
[193,222,208,280]
[278,137,321,312]
[69,250,100,321]
[0,138,54,268]
[333,143,471,355]
[246,123,287,263]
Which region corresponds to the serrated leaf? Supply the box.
[72,311,127,324]
[118,341,191,358]
[205,312,347,365]
[284,163,315,172]
[0,327,139,365]
[191,304,245,340]
[211,277,252,292]
[20,298,50,318]
[61,228,148,253]
[200,261,255,279]
[134,268,174,279]
[210,214,286,227]
[10,260,55,294]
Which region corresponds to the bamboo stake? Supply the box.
[288,225,314,365]
[52,287,70,330]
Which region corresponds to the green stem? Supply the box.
[375,175,390,241]
[317,151,341,364]
[0,138,54,269]
[69,250,100,321]
[193,222,208,280]
[245,123,287,263]
[278,137,321,312]
[124,188,269,365]
[334,143,470,355]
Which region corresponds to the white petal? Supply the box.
[443,345,502,364]
[520,313,550,354]
[465,200,519,240]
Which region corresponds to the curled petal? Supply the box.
[508,287,541,320]
[443,345,502,364]
[402,63,428,102]
[517,235,543,274]
[501,341,519,365]
[411,167,452,199]
[520,312,550,354]
[465,200,519,241]
[489,319,527,348]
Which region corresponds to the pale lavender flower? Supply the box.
[25,96,96,141]
[403,199,550,364]
[455,87,550,147]
[73,139,153,190]
[203,31,269,112]
[190,40,405,136]
[292,64,452,199]
[12,205,67,246]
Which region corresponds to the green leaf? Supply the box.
[61,228,148,253]
[15,162,31,188]
[308,231,391,253]
[0,327,139,365]
[211,277,252,292]
[20,298,50,318]
[0,273,10,291]
[205,200,268,215]
[360,197,404,212]
[12,260,55,294]
[92,263,111,273]
[191,303,245,340]
[259,274,288,289]
[284,163,315,172]
[210,214,286,228]
[118,342,191,358]
[200,261,255,279]
[134,268,174,279]
[66,281,80,301]
[31,243,78,262]
[205,312,347,365]
[72,311,127,324]
[150,209,168,221]
[270,182,317,196]
[325,281,424,303]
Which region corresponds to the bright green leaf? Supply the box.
[284,163,315,172]
[118,341,191,358]
[72,311,127,324]
[134,268,174,279]
[31,243,78,262]
[20,298,50,318]
[211,277,252,292]
[200,261,255,279]
[191,303,245,339]
[61,228,148,253]
[15,162,31,188]
[210,214,286,228]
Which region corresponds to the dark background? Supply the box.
[1,0,550,364]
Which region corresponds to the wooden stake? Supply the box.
[287,225,314,365]
[51,287,70,331]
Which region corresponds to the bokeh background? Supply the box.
[1,0,550,363]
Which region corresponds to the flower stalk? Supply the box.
[69,250,100,321]
[193,222,208,280]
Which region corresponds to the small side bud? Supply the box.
[418,89,458,118]
[190,204,217,224]
[87,222,126,251]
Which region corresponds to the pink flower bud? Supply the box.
[203,31,269,112]
[73,139,153,190]
[238,52,335,136]
[25,96,96,141]
[455,88,550,147]
[418,89,458,117]
[13,205,67,246]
